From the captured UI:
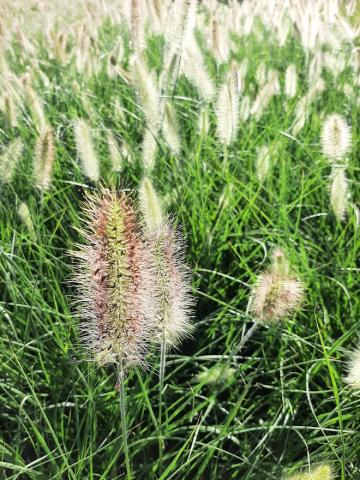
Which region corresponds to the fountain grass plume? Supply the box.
[286,464,333,480]
[249,248,304,323]
[0,137,23,184]
[34,126,55,190]
[321,113,351,162]
[74,119,100,182]
[71,188,154,369]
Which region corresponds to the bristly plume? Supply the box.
[23,81,46,133]
[146,220,194,348]
[71,189,154,368]
[239,95,251,123]
[142,130,158,173]
[286,464,333,480]
[345,347,360,388]
[330,166,349,221]
[74,119,100,182]
[139,176,164,233]
[249,250,304,323]
[162,100,181,155]
[321,113,351,162]
[285,64,297,98]
[138,177,194,348]
[34,126,55,190]
[18,202,36,240]
[215,66,239,145]
[0,137,23,184]
[255,145,270,184]
[132,55,160,132]
[106,130,123,173]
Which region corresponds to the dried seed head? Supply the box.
[74,119,100,182]
[34,126,55,190]
[139,176,164,233]
[0,137,23,184]
[147,221,194,348]
[71,189,153,368]
[330,167,349,221]
[249,270,304,323]
[321,114,351,162]
[345,347,360,388]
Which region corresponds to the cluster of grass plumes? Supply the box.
[0,0,359,478]
[72,187,193,368]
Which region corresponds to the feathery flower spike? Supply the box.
[345,347,360,387]
[321,114,351,162]
[71,189,153,368]
[249,249,304,323]
[74,119,100,182]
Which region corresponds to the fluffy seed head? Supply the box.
[162,100,181,155]
[18,202,36,240]
[286,464,333,480]
[139,176,164,233]
[142,130,158,172]
[215,67,239,145]
[106,130,123,172]
[239,95,251,123]
[0,137,23,184]
[256,145,270,184]
[132,55,160,131]
[34,126,55,190]
[249,270,304,323]
[74,119,100,182]
[285,64,297,98]
[330,167,348,221]
[147,221,194,348]
[71,189,153,368]
[345,347,360,388]
[321,114,351,162]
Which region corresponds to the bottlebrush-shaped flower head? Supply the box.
[345,347,360,388]
[147,220,194,348]
[321,113,352,162]
[71,189,153,368]
[249,252,304,323]
[286,464,333,480]
[330,166,349,221]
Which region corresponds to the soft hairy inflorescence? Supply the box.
[344,347,360,388]
[138,177,193,348]
[71,189,153,368]
[249,270,304,322]
[0,137,23,184]
[34,126,55,190]
[215,67,239,145]
[147,221,194,348]
[321,113,352,162]
[286,464,333,480]
[74,119,100,182]
[330,166,349,221]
